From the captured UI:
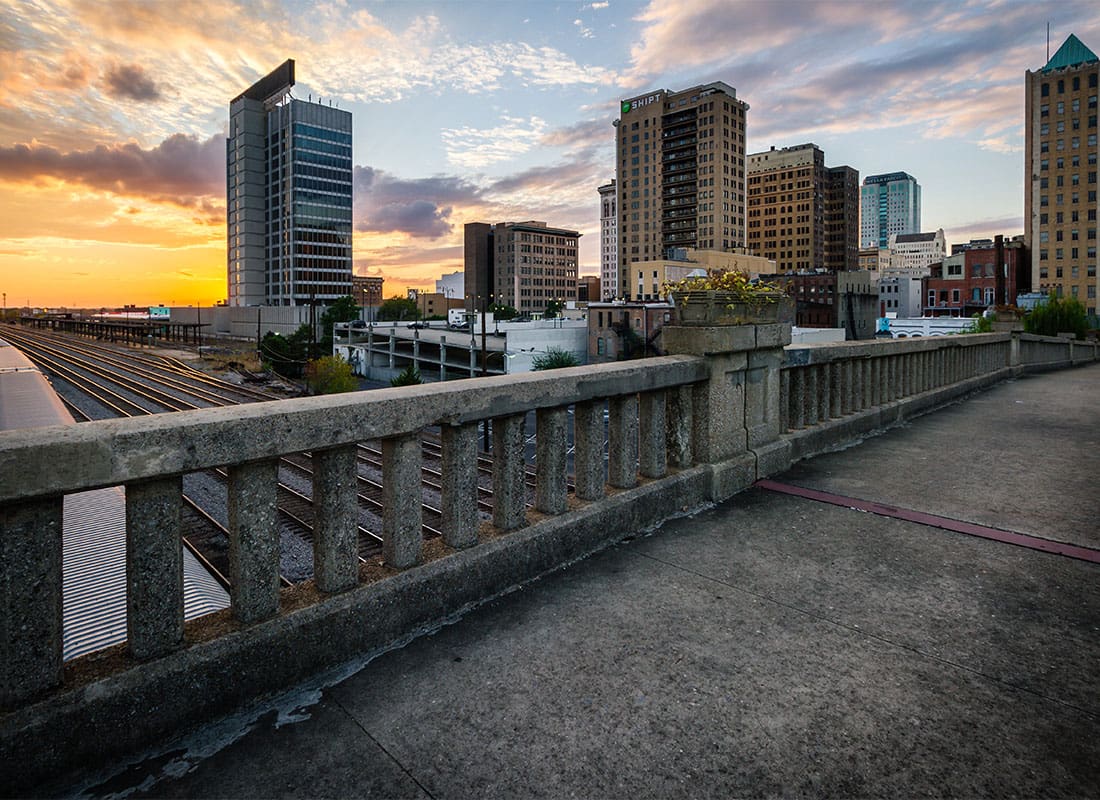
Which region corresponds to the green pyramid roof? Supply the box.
[1042,34,1098,73]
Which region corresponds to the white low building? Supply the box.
[334,319,588,382]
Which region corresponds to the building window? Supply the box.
[951,289,960,303]
[597,337,605,355]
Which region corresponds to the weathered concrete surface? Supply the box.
[782,363,1100,549]
[67,364,1098,799]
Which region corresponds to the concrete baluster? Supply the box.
[804,366,819,426]
[638,391,667,479]
[788,368,806,430]
[779,369,791,433]
[817,364,830,422]
[573,400,606,500]
[536,406,569,514]
[666,385,694,467]
[860,358,873,411]
[441,422,479,549]
[227,460,280,623]
[492,414,527,530]
[608,394,640,489]
[125,477,184,659]
[382,434,423,568]
[841,359,854,416]
[828,361,842,418]
[312,444,359,591]
[0,497,63,709]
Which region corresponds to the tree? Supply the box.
[305,356,357,394]
[390,363,422,386]
[490,303,518,320]
[260,324,311,378]
[542,299,565,319]
[1024,294,1087,339]
[320,296,360,334]
[377,296,420,321]
[531,348,580,370]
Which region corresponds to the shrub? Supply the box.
[390,363,422,386]
[1024,294,1088,339]
[531,348,580,370]
[305,356,358,394]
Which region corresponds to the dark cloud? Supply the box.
[104,63,161,101]
[354,166,484,238]
[0,134,225,202]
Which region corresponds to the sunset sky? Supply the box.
[2,0,1097,309]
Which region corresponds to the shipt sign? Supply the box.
[621,93,661,114]
[149,306,170,321]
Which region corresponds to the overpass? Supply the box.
[1,325,1097,795]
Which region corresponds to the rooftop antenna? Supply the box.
[1047,21,1050,62]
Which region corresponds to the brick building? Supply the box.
[923,235,1030,316]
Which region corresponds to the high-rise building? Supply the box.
[860,172,921,248]
[227,60,353,307]
[598,180,618,300]
[825,165,860,271]
[615,82,749,300]
[1024,33,1099,316]
[746,144,859,272]
[464,221,579,316]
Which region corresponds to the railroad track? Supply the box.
[4,325,480,585]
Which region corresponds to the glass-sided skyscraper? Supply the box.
[860,172,921,249]
[227,60,353,306]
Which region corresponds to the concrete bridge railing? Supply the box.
[1,324,1096,791]
[778,331,1099,463]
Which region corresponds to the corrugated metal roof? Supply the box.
[63,487,229,660]
[1,338,229,661]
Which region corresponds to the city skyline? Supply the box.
[1,0,1097,308]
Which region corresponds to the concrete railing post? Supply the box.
[664,323,791,499]
[125,477,184,659]
[492,414,527,530]
[0,497,63,709]
[441,422,479,549]
[382,434,423,568]
[227,460,280,623]
[666,385,694,468]
[607,394,640,489]
[312,444,359,592]
[638,390,667,479]
[535,407,569,514]
[573,400,606,501]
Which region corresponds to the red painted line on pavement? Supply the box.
[754,479,1100,565]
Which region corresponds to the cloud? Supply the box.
[441,116,550,170]
[574,19,594,39]
[587,1,610,8]
[0,134,225,204]
[103,63,161,101]
[354,166,484,239]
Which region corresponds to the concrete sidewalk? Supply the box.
[75,366,1099,798]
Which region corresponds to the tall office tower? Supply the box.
[746,144,859,272]
[227,60,353,307]
[825,165,860,271]
[615,82,748,300]
[463,221,580,316]
[1024,34,1099,316]
[598,180,618,300]
[860,172,921,248]
[746,144,825,271]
